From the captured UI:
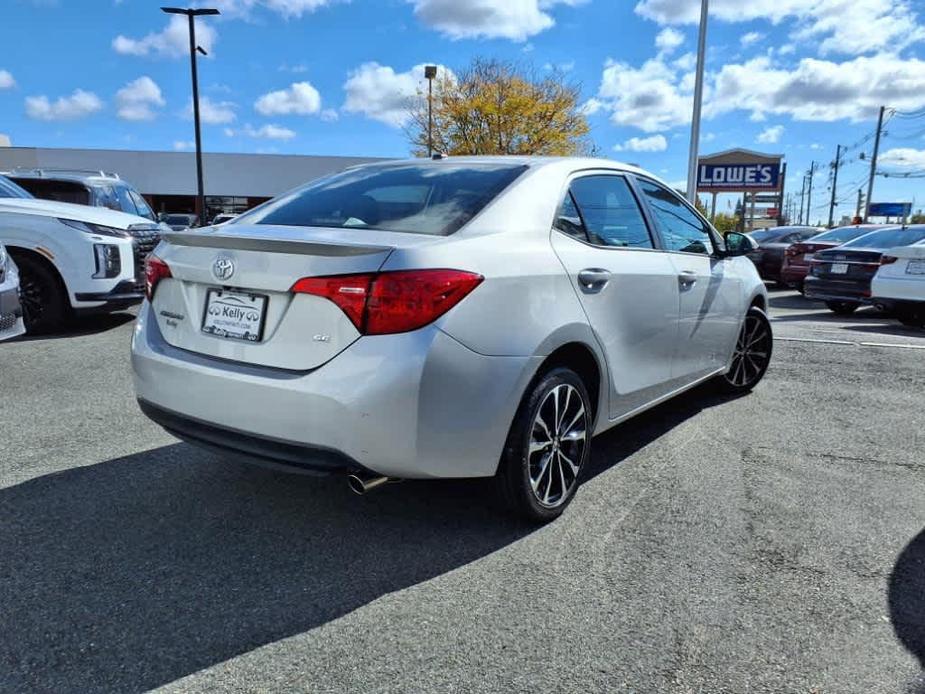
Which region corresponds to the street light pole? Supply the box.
[162,7,220,226]
[424,65,437,158]
[686,0,709,204]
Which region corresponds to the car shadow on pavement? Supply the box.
[0,448,531,693]
[13,311,136,343]
[889,527,925,693]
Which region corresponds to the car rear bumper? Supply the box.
[131,301,539,479]
[780,265,810,286]
[803,276,871,304]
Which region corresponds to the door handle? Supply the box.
[578,268,611,292]
[678,270,698,287]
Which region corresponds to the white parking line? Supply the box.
[775,336,925,350]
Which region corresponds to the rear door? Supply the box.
[634,177,742,381]
[550,172,681,419]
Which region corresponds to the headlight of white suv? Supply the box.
[58,218,129,238]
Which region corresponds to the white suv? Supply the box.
[0,242,25,341]
[0,175,164,333]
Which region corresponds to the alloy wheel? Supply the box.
[727,314,772,388]
[528,383,588,509]
[18,271,45,328]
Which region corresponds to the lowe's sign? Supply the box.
[698,163,780,191]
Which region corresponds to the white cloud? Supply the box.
[113,15,217,59]
[634,0,925,56]
[0,70,14,89]
[185,97,237,124]
[115,76,165,121]
[25,89,103,121]
[757,124,784,143]
[655,27,684,53]
[0,134,11,147]
[408,0,585,41]
[615,134,669,152]
[343,61,451,127]
[740,31,764,46]
[590,52,925,134]
[214,0,340,19]
[320,108,339,122]
[254,81,322,116]
[879,148,925,170]
[225,123,297,140]
[173,140,195,151]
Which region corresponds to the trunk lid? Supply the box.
[150,224,441,370]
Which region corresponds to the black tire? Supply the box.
[717,306,773,394]
[826,301,859,315]
[12,253,69,334]
[496,367,592,523]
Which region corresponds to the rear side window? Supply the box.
[636,178,714,255]
[238,164,528,236]
[12,178,90,206]
[555,175,653,249]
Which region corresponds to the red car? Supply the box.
[781,225,888,292]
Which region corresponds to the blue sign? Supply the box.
[698,163,780,191]
[869,202,912,217]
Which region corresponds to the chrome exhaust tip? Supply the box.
[347,472,392,495]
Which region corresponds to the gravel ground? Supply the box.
[0,291,923,694]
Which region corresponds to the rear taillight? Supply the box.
[145,254,171,301]
[785,245,801,258]
[881,255,898,265]
[291,269,483,335]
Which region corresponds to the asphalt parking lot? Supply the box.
[1,290,923,694]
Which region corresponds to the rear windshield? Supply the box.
[237,163,529,236]
[842,227,925,249]
[749,230,784,244]
[809,226,880,244]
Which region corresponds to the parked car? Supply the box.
[132,157,770,522]
[871,239,925,327]
[6,169,157,222]
[0,174,164,333]
[160,213,199,231]
[747,226,824,284]
[781,224,887,291]
[805,225,925,314]
[211,213,237,225]
[0,242,25,341]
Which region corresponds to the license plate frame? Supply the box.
[201,288,268,343]
[830,263,849,275]
[907,259,925,275]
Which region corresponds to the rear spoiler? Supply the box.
[163,231,391,257]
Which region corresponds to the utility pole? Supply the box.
[161,6,220,226]
[424,65,437,157]
[799,174,808,225]
[685,0,709,203]
[806,161,817,226]
[864,105,886,222]
[828,144,843,228]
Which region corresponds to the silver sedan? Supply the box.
[132,157,771,522]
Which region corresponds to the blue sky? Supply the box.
[2,0,925,222]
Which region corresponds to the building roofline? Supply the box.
[700,147,785,160]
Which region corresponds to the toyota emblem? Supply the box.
[212,256,235,282]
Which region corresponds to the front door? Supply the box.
[550,173,681,420]
[634,177,742,381]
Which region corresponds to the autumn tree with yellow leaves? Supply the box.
[407,59,593,157]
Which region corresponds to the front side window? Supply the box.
[237,163,528,236]
[636,178,714,255]
[0,176,32,199]
[557,175,653,249]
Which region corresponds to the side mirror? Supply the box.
[723,232,758,257]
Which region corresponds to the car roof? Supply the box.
[5,170,125,186]
[352,155,653,177]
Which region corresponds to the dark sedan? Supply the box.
[781,224,888,291]
[804,225,925,314]
[747,226,824,284]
